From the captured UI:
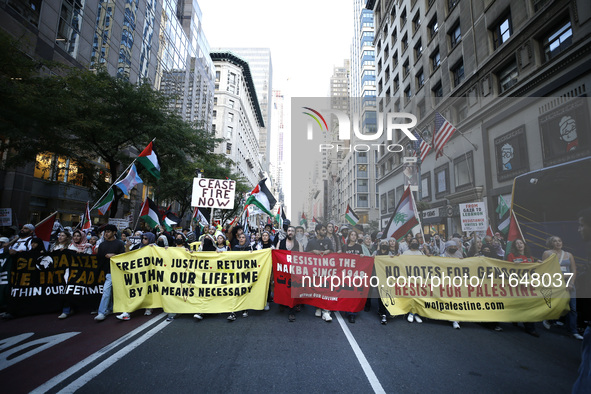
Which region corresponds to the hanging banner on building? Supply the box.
[459,202,487,232]
[111,247,271,313]
[272,250,374,313]
[7,250,106,316]
[191,178,236,209]
[374,254,569,322]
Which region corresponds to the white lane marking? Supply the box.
[56,318,171,393]
[31,313,167,394]
[335,312,386,394]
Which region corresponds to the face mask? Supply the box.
[87,235,91,240]
[175,239,184,245]
[410,243,419,250]
[448,248,457,253]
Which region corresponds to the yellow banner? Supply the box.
[374,254,570,322]
[111,247,271,314]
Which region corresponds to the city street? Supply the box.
[0,304,582,393]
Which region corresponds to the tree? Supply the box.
[0,32,223,217]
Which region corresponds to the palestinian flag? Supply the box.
[245,179,276,217]
[496,195,511,234]
[300,212,307,227]
[81,202,92,231]
[276,205,287,229]
[312,216,319,224]
[504,210,524,259]
[162,205,180,231]
[140,197,161,229]
[95,188,114,216]
[345,204,359,226]
[137,141,161,179]
[382,186,419,241]
[35,211,57,251]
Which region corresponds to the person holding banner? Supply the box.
[51,231,72,252]
[227,233,253,321]
[343,230,363,324]
[94,224,125,322]
[277,225,302,322]
[541,236,582,340]
[507,239,541,337]
[306,223,334,322]
[403,238,425,324]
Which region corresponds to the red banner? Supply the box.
[273,250,374,312]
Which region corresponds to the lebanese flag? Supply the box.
[35,212,58,251]
[81,202,92,231]
[245,179,276,217]
[140,197,161,229]
[137,141,161,179]
[382,186,419,241]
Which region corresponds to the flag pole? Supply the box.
[133,198,147,232]
[35,211,59,227]
[409,186,424,239]
[89,160,136,211]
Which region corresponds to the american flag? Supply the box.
[433,112,456,159]
[412,130,432,162]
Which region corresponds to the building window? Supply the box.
[228,99,234,108]
[392,51,399,67]
[393,75,400,92]
[498,60,518,93]
[226,125,233,136]
[357,164,368,177]
[402,34,408,52]
[428,14,439,40]
[400,8,407,27]
[228,112,234,122]
[432,81,443,98]
[357,151,368,164]
[215,71,220,81]
[403,60,410,78]
[357,194,369,208]
[414,39,423,62]
[56,0,85,57]
[381,193,387,214]
[451,60,464,88]
[435,163,449,197]
[416,69,425,89]
[454,151,474,189]
[447,0,459,13]
[543,20,573,62]
[430,48,441,71]
[413,12,421,34]
[387,190,396,212]
[421,172,431,200]
[358,179,369,192]
[212,110,217,118]
[449,22,461,48]
[493,14,512,49]
[214,97,217,105]
[404,86,412,101]
[226,143,232,154]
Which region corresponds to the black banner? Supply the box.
[8,250,107,316]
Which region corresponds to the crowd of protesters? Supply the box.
[1,212,589,343]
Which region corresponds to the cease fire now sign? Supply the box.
[191,178,236,209]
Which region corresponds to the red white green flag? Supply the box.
[382,186,419,241]
[137,141,161,179]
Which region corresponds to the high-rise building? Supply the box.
[217,48,273,172]
[270,90,285,204]
[334,0,378,227]
[0,0,215,225]
[367,0,591,236]
[210,51,265,188]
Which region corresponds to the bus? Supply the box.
[511,156,591,267]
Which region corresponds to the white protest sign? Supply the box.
[108,218,130,230]
[0,208,12,226]
[191,178,236,209]
[459,202,487,232]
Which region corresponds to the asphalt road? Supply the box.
[1,304,581,393]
